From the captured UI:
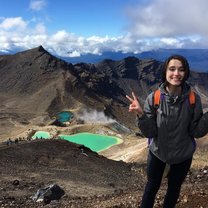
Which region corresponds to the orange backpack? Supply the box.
[153,89,196,107]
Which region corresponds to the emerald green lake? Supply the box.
[56,111,73,122]
[32,131,50,139]
[59,133,122,152]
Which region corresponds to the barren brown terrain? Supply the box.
[0,47,208,207]
[0,121,208,208]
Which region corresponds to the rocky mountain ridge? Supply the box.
[0,45,208,139]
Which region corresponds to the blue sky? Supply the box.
[0,0,208,57]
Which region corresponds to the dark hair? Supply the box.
[161,54,190,83]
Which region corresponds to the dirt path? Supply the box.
[110,141,147,162]
[101,138,148,163]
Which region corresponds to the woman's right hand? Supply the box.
[126,92,144,116]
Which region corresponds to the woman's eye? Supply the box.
[168,67,185,72]
[168,67,176,71]
[179,68,185,72]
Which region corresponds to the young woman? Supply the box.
[126,55,208,208]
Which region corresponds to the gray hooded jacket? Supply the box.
[138,82,208,164]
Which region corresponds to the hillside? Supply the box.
[0,137,208,207]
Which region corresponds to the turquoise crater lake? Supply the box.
[59,133,122,152]
[32,131,50,139]
[56,111,73,123]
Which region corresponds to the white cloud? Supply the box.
[0,20,207,57]
[125,0,208,38]
[1,0,208,59]
[67,50,81,57]
[0,17,47,52]
[50,30,71,43]
[29,0,46,11]
[0,17,28,31]
[34,22,47,34]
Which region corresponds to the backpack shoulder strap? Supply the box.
[148,89,161,147]
[189,90,196,105]
[154,89,161,107]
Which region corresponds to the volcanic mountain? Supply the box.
[1,46,208,139]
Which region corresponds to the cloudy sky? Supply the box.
[0,0,208,57]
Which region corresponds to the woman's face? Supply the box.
[166,59,186,86]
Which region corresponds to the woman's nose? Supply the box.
[174,69,180,75]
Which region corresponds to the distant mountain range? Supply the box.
[1,48,208,72]
[60,49,208,72]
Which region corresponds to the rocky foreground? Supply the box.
[0,138,208,208]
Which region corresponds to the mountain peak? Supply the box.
[32,45,49,54]
[37,45,46,52]
[15,45,49,57]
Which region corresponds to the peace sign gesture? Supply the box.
[126,92,144,116]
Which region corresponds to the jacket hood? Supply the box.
[159,82,191,102]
